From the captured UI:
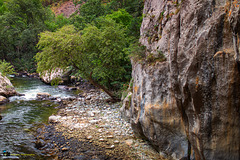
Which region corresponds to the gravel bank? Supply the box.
[35,89,165,160]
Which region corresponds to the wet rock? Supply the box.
[49,115,61,123]
[36,92,51,100]
[58,85,68,90]
[49,96,57,100]
[0,73,17,97]
[0,95,8,105]
[35,139,46,149]
[85,95,91,100]
[68,87,77,90]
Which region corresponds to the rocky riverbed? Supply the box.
[35,89,165,160]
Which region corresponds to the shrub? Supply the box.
[0,60,15,77]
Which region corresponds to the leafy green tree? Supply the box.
[36,19,129,100]
[0,0,56,72]
[106,0,143,37]
[45,13,70,31]
[105,9,132,27]
[0,60,15,76]
[0,0,8,15]
[74,0,105,23]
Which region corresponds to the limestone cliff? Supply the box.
[123,0,240,159]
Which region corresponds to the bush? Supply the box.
[0,60,15,76]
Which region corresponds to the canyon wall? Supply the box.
[123,0,240,159]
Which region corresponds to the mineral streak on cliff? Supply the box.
[122,0,240,159]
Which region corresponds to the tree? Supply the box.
[0,0,57,72]
[36,19,129,100]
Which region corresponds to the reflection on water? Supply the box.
[0,77,76,159]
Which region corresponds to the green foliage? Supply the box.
[0,0,54,72]
[51,77,62,86]
[127,42,166,64]
[36,25,80,74]
[105,0,143,37]
[146,51,166,64]
[45,13,70,31]
[0,60,15,76]
[127,42,146,62]
[40,0,69,6]
[36,19,130,98]
[0,0,8,15]
[0,0,72,72]
[71,0,143,38]
[105,9,132,27]
[78,0,105,23]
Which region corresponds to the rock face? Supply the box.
[40,68,72,85]
[0,73,17,98]
[123,0,240,160]
[0,96,8,105]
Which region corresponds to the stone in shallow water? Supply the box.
[0,95,8,105]
[36,92,51,100]
[48,115,61,123]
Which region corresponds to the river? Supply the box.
[0,77,76,159]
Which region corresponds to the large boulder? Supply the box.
[36,92,51,100]
[122,0,240,160]
[0,96,8,105]
[0,73,17,97]
[40,68,72,85]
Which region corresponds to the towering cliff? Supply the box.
[122,0,240,159]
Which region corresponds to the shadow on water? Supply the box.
[0,77,76,159]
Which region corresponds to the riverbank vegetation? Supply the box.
[0,0,144,99]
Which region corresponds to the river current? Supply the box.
[0,77,76,159]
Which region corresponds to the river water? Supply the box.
[0,77,76,159]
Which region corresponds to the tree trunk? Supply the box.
[88,72,120,102]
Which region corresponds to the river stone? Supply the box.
[0,96,8,105]
[36,92,51,99]
[122,0,240,160]
[0,73,17,97]
[35,139,46,149]
[62,147,69,151]
[48,115,61,123]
